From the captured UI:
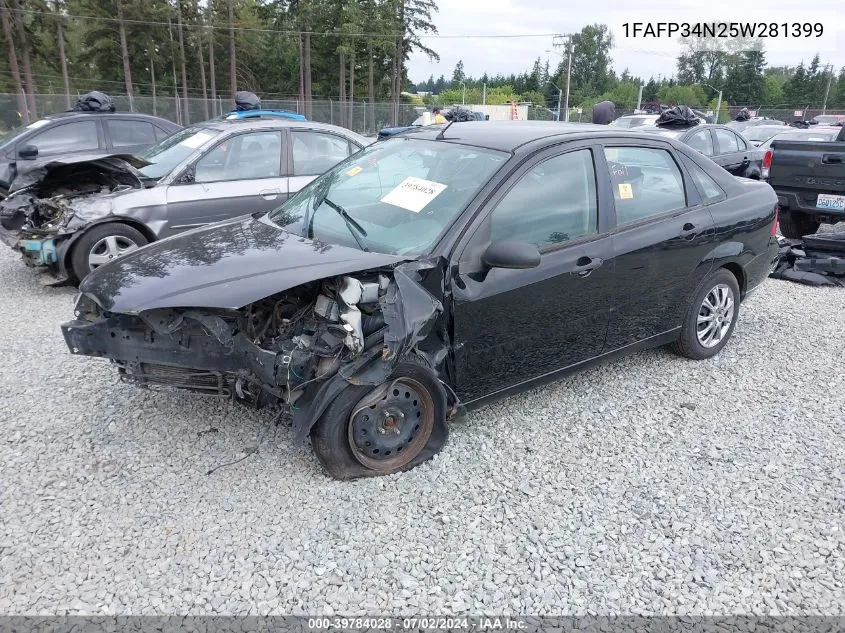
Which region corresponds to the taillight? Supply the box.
[772,205,779,237]
[762,150,773,169]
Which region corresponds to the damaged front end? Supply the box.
[61,261,451,442]
[0,155,147,273]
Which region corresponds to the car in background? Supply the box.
[630,123,766,179]
[610,114,660,129]
[0,111,182,198]
[223,109,306,122]
[1,118,366,282]
[741,125,791,147]
[809,114,845,127]
[726,117,785,133]
[767,127,845,237]
[757,127,841,179]
[378,109,487,139]
[61,122,779,480]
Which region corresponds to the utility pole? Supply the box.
[822,63,833,114]
[636,84,644,111]
[552,34,575,122]
[147,47,157,116]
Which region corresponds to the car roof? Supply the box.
[40,111,175,124]
[389,121,613,152]
[191,117,368,143]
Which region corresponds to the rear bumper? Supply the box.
[776,191,845,221]
[744,239,780,299]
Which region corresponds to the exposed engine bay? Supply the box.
[63,262,449,442]
[0,157,145,234]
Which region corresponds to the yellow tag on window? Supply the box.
[346,166,363,177]
[618,183,633,199]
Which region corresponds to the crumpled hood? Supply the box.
[10,152,150,192]
[80,215,407,313]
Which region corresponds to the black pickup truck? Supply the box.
[767,126,845,237]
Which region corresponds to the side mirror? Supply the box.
[18,144,38,160]
[481,240,541,270]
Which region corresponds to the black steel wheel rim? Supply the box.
[348,377,434,472]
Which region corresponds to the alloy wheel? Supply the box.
[88,235,140,269]
[696,283,735,348]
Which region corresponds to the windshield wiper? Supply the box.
[320,198,370,252]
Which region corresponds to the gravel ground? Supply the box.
[0,228,844,617]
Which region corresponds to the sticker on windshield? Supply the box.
[346,166,363,177]
[618,183,633,199]
[381,177,447,213]
[182,131,214,149]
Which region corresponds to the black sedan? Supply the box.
[631,124,766,179]
[62,122,779,480]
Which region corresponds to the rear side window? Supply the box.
[490,149,597,249]
[292,132,354,176]
[603,146,686,225]
[28,121,99,155]
[682,156,724,203]
[108,120,157,148]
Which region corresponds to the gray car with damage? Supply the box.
[0,118,366,282]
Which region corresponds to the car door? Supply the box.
[602,142,716,350]
[286,130,362,198]
[18,119,103,161]
[162,129,285,234]
[450,144,615,402]
[713,127,750,175]
[104,118,159,155]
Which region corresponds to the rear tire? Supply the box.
[671,269,740,360]
[310,359,448,480]
[70,223,148,280]
[779,212,820,238]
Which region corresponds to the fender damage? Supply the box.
[0,154,149,277]
[61,257,454,443]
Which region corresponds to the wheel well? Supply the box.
[720,262,746,297]
[63,219,157,269]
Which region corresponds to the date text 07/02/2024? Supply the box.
[622,22,823,38]
[307,617,529,630]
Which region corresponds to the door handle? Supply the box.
[679,222,697,237]
[573,256,603,277]
[822,154,843,164]
[260,188,281,200]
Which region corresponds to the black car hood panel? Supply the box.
[80,215,407,313]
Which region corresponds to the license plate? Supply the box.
[816,194,845,211]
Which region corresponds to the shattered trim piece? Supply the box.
[770,234,845,287]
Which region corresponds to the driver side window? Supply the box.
[490,149,597,249]
[194,131,282,183]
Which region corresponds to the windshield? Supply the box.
[611,117,654,129]
[812,116,841,125]
[742,127,783,142]
[0,118,51,149]
[269,137,508,256]
[138,126,218,179]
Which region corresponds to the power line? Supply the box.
[7,6,561,40]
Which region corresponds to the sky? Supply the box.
[406,0,845,85]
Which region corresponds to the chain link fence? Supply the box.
[0,93,424,136]
[4,93,844,135]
